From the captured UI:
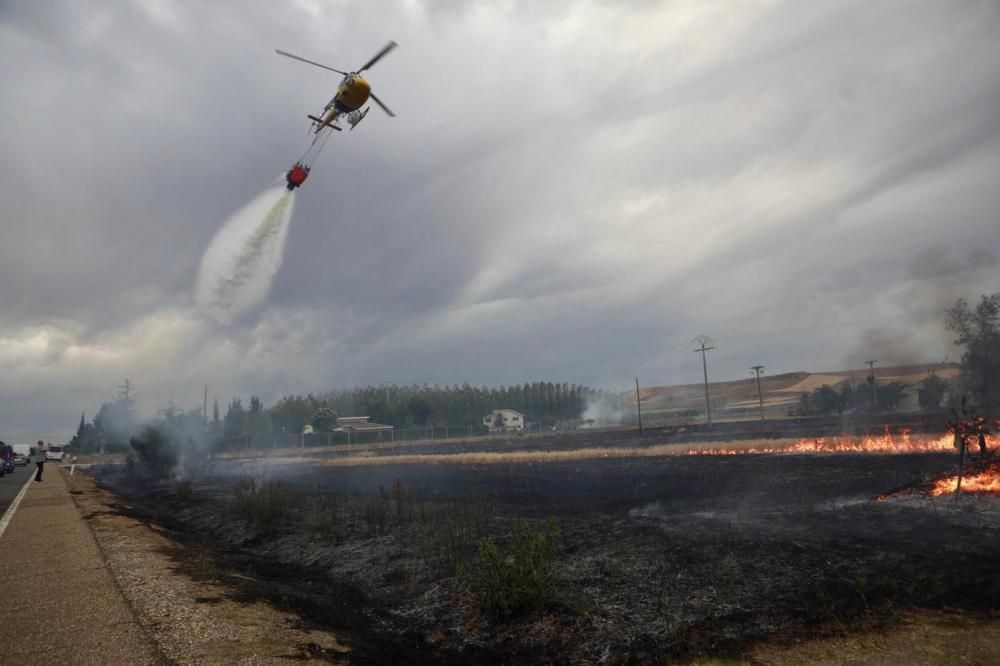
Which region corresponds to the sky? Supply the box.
[1,0,999,442]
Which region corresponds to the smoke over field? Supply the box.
[195,185,295,322]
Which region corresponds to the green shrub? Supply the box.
[459,518,560,618]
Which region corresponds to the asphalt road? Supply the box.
[0,463,34,517]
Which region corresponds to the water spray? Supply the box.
[195,185,296,321]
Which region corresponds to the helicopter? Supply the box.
[276,40,397,134]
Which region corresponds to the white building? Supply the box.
[483,409,525,432]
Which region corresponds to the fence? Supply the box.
[222,422,553,451]
[221,411,953,453]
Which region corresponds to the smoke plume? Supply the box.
[582,392,627,427]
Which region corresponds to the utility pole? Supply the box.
[635,377,643,437]
[693,336,716,425]
[865,359,878,410]
[751,365,765,421]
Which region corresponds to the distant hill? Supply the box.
[638,362,960,420]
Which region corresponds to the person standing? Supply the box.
[34,440,47,482]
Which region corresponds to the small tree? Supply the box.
[814,385,842,415]
[459,518,561,618]
[876,381,908,411]
[919,375,948,409]
[310,406,338,432]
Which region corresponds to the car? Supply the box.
[45,445,65,463]
[12,444,31,466]
[0,443,14,476]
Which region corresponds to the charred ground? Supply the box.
[93,448,1000,663]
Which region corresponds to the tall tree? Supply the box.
[224,397,245,439]
[270,395,313,433]
[946,293,1000,409]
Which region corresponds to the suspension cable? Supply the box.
[296,126,335,168]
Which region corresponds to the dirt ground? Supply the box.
[68,473,350,664]
[88,450,1000,664]
[743,610,1000,665]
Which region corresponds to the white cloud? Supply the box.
[1,0,999,440]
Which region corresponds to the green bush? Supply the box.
[459,518,560,618]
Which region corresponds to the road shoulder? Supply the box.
[67,472,349,664]
[0,466,164,665]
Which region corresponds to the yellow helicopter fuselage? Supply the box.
[317,75,371,129]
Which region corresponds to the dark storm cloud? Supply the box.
[1,0,999,440]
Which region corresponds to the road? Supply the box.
[0,463,34,517]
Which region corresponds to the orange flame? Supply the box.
[682,429,980,456]
[928,464,1000,496]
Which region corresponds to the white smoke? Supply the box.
[195,185,295,322]
[582,392,627,427]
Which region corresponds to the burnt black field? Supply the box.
[96,449,1000,664]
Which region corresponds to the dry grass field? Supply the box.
[638,362,961,418]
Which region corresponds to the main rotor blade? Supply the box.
[275,49,348,75]
[369,92,396,117]
[358,40,397,72]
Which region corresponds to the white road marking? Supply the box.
[0,471,36,539]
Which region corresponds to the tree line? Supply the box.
[794,376,946,416]
[69,380,602,452]
[252,382,601,437]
